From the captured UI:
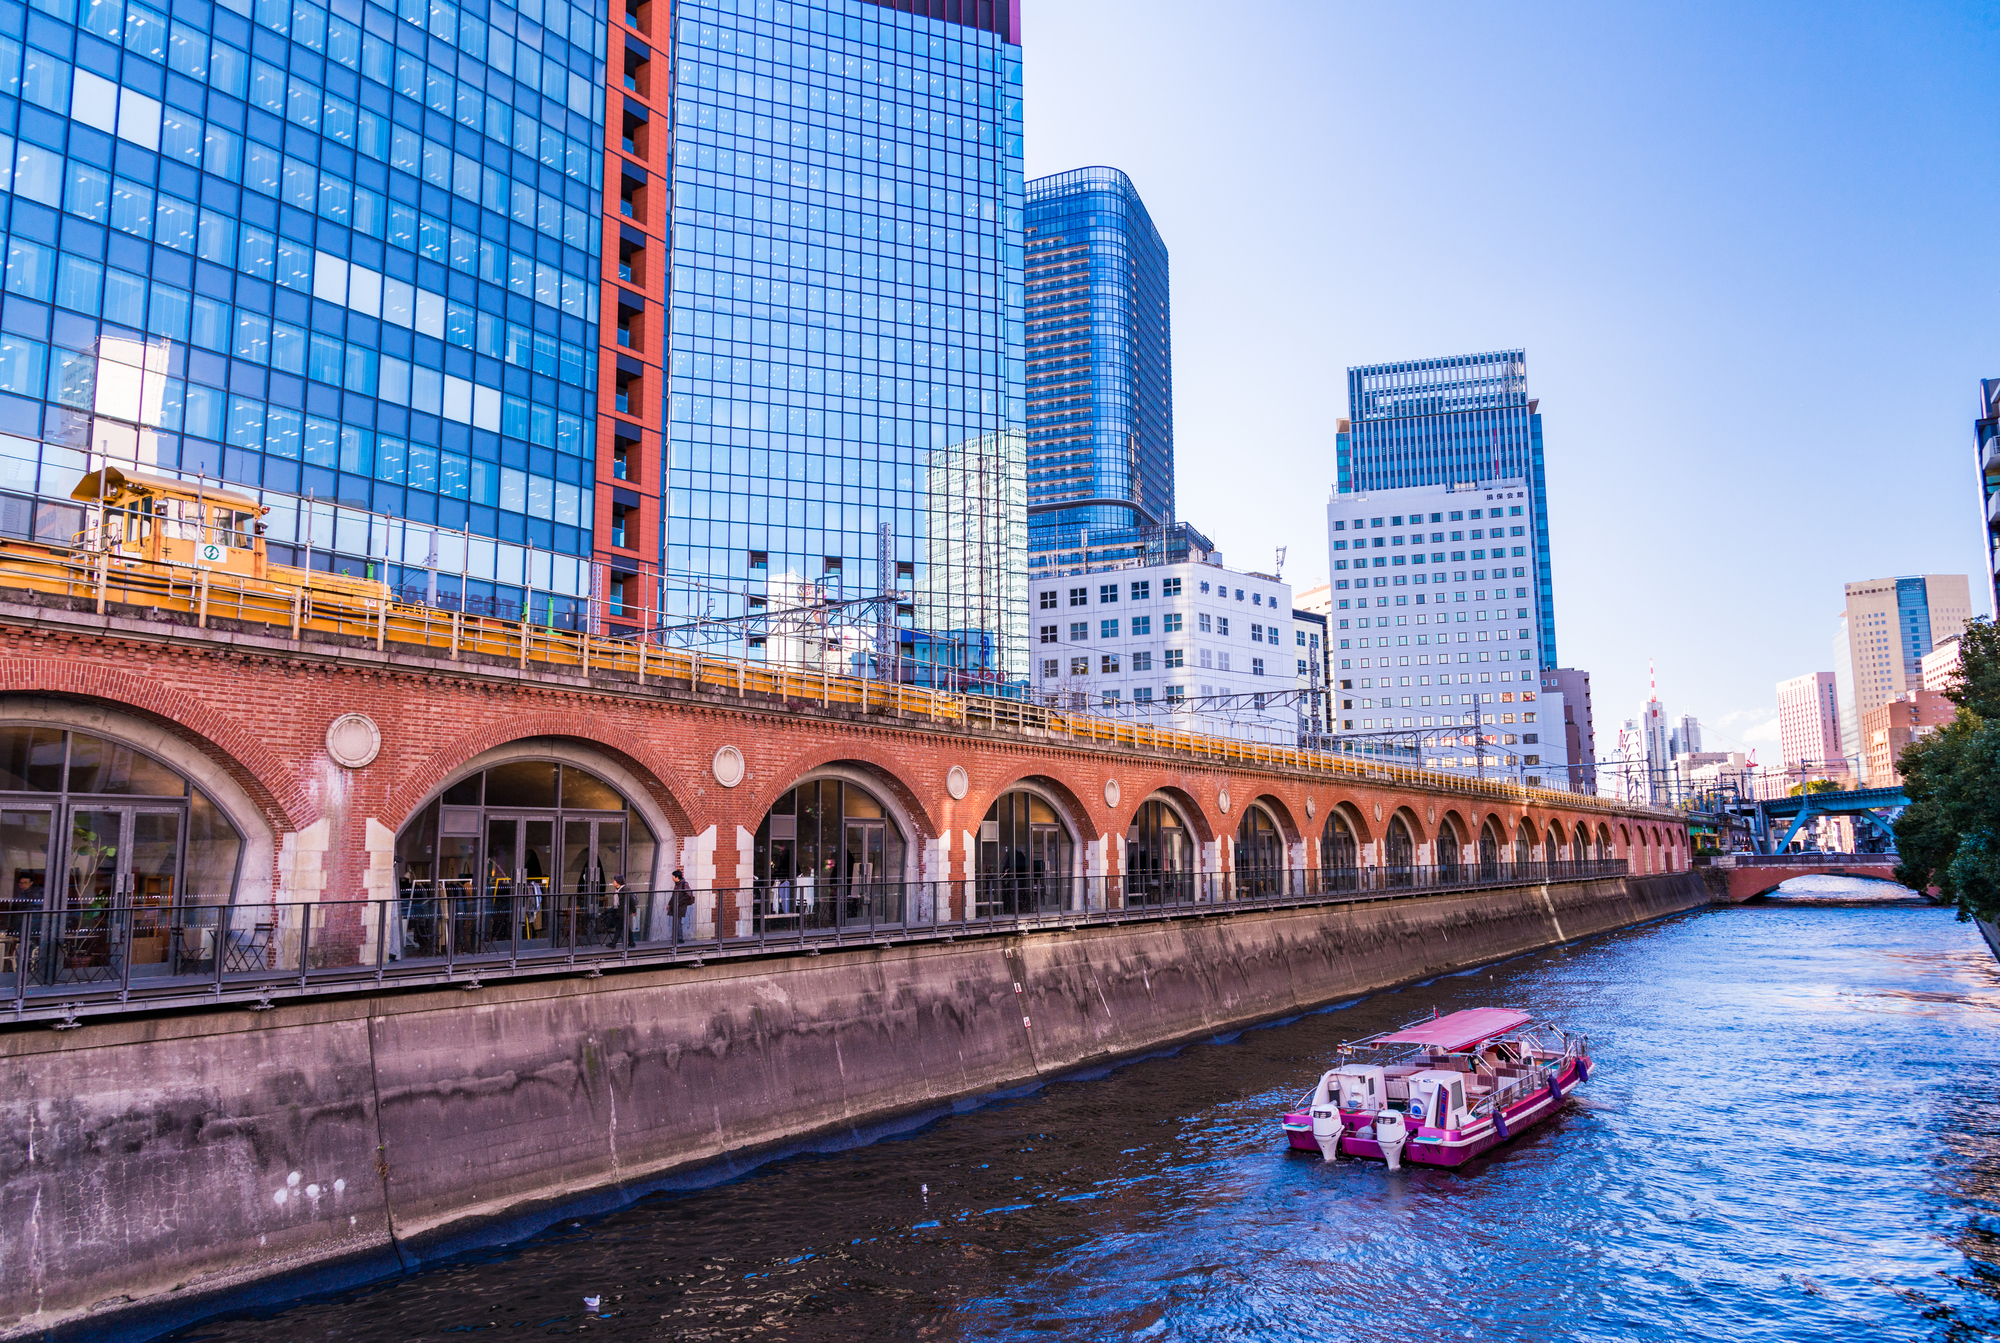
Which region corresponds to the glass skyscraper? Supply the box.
[1022,164,1169,567]
[1336,350,1558,666]
[663,0,1027,687]
[0,0,612,621]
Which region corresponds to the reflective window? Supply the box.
[976,789,1072,916]
[1126,797,1191,906]
[0,724,243,984]
[1235,805,1282,896]
[394,762,658,953]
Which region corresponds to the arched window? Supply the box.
[977,789,1074,916]
[1574,822,1590,864]
[1385,813,1415,887]
[1322,811,1358,891]
[1479,821,1502,878]
[1545,823,1563,862]
[1514,824,1532,869]
[1597,825,1612,863]
[1436,817,1463,881]
[1235,805,1283,898]
[0,725,244,985]
[396,761,660,953]
[754,777,908,930]
[1127,798,1193,906]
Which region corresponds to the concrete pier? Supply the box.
[0,871,1709,1339]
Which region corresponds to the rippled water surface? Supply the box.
[177,878,2000,1341]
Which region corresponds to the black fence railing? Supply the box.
[1,859,1631,1022]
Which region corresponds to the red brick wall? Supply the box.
[0,620,1688,915]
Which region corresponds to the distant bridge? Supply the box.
[1757,786,1908,853]
[1702,851,1904,902]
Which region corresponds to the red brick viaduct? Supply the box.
[0,593,1688,938]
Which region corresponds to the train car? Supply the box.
[68,466,390,604]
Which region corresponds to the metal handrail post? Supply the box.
[297,903,312,987]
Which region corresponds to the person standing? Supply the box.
[672,868,694,944]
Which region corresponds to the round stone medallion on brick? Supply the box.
[1374,803,1384,822]
[1103,778,1121,809]
[1217,788,1231,815]
[1305,796,1316,820]
[945,765,969,800]
[712,745,745,788]
[324,713,380,770]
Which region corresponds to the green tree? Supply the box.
[1895,618,2000,919]
[1787,778,1843,796]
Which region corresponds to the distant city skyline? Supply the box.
[1022,1,1999,760]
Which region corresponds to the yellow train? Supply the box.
[68,466,391,604]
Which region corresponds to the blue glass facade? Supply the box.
[1336,350,1558,667]
[1022,164,1170,567]
[664,0,1027,683]
[0,0,610,617]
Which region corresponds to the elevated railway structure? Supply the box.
[0,527,1688,1025]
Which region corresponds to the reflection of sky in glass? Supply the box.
[665,1,1025,673]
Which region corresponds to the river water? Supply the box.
[175,878,2000,1342]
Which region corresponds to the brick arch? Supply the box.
[381,712,701,839]
[1128,782,1214,844]
[0,660,304,829]
[1436,807,1473,858]
[1241,793,1301,844]
[967,771,1094,846]
[1383,804,1428,853]
[738,742,941,842]
[1322,796,1378,847]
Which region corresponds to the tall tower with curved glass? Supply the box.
[1023,166,1171,567]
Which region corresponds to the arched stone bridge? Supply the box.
[0,585,1690,939]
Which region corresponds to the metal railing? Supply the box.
[2,859,1631,1024]
[1697,851,1898,867]
[0,540,1676,821]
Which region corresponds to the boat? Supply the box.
[1279,1007,1591,1169]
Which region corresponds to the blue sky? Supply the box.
[1020,0,1999,764]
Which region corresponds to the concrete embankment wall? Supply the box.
[0,872,1708,1337]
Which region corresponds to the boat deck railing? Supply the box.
[3,859,1632,1025]
[0,540,1671,818]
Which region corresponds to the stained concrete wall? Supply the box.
[0,872,1708,1338]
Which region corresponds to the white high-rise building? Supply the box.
[1324,479,1570,788]
[1028,528,1297,744]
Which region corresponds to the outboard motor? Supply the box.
[1373,1109,1408,1171]
[1312,1104,1342,1162]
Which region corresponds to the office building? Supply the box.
[1640,695,1668,803]
[1835,575,1971,782]
[1028,524,1295,743]
[1542,667,1595,793]
[1334,350,1558,664]
[1292,604,1327,740]
[665,1,1028,686]
[1775,672,1846,788]
[0,0,615,623]
[1602,718,1648,804]
[1976,378,2000,614]
[1862,689,1954,787]
[1668,714,1701,758]
[1323,479,1567,784]
[1922,636,1963,692]
[0,0,1029,685]
[1022,166,1171,566]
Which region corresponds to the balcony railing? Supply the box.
[0,859,1630,1024]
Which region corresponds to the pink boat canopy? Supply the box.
[1375,1008,1534,1052]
